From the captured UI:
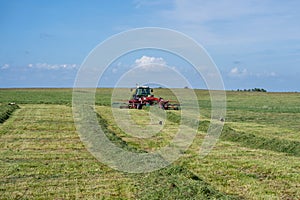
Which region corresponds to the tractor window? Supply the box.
[136,88,151,96]
[136,89,142,95]
[143,88,149,95]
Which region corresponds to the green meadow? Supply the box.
[0,88,299,199]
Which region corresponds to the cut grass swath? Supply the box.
[95,111,145,153]
[134,165,237,200]
[0,104,20,124]
[167,111,300,157]
[221,125,300,157]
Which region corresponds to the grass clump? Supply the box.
[0,104,20,123]
[135,165,237,200]
[166,111,181,124]
[221,126,300,157]
[196,120,300,156]
[95,110,145,153]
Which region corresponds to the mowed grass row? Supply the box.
[0,105,136,199]
[96,106,300,199]
[225,109,300,142]
[0,104,20,124]
[166,111,300,157]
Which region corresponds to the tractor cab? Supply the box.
[132,86,153,99]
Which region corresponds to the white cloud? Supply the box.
[112,68,118,73]
[167,0,263,22]
[269,72,276,77]
[1,64,10,70]
[114,56,189,88]
[134,56,168,72]
[229,67,277,78]
[256,71,277,77]
[110,55,191,87]
[29,63,78,70]
[229,67,248,77]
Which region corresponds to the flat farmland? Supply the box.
[0,88,299,199]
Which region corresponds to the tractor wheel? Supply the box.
[137,104,143,109]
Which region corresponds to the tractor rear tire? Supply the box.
[137,104,143,109]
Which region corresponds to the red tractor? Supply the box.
[120,86,179,110]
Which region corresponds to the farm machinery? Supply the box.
[119,86,180,110]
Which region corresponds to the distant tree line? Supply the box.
[237,88,267,92]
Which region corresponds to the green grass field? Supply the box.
[0,88,299,199]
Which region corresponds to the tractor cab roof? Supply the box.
[137,85,150,88]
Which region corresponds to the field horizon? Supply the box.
[0,87,299,93]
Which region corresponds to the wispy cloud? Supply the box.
[256,71,277,78]
[229,67,277,78]
[1,64,10,70]
[160,0,300,44]
[165,0,264,22]
[229,67,248,77]
[28,63,78,70]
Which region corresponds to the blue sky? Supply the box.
[0,0,299,91]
